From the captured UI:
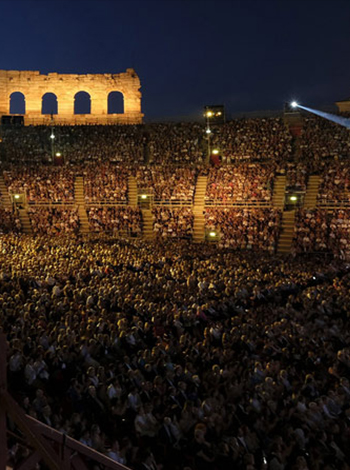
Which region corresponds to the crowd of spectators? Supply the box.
[205,208,282,252]
[135,166,196,203]
[211,117,292,163]
[2,236,350,470]
[299,116,350,162]
[87,207,142,235]
[282,163,308,192]
[318,161,350,204]
[152,208,194,238]
[3,166,75,203]
[2,125,146,164]
[205,164,275,204]
[28,207,80,235]
[0,208,21,233]
[148,123,205,164]
[83,163,129,203]
[293,209,350,259]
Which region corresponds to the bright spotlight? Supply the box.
[290,195,297,201]
[56,152,61,157]
[206,111,213,117]
[206,128,211,134]
[50,133,55,140]
[14,194,20,200]
[291,101,298,108]
[141,194,148,200]
[209,231,217,237]
[212,149,219,155]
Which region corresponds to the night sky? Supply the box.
[1,0,350,121]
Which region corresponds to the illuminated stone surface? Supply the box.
[0,68,143,125]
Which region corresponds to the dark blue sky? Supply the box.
[1,0,350,120]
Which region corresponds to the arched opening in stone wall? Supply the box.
[42,93,58,115]
[74,91,91,114]
[108,91,124,114]
[9,92,26,114]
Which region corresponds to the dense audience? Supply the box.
[2,125,146,164]
[148,123,205,164]
[136,166,196,203]
[83,163,129,203]
[28,207,80,235]
[152,207,194,238]
[2,116,350,470]
[205,208,282,252]
[87,207,142,235]
[300,116,350,162]
[3,166,75,203]
[205,164,275,204]
[293,209,350,259]
[0,208,21,233]
[283,163,308,192]
[211,117,292,163]
[2,236,350,470]
[1,118,293,166]
[318,161,350,204]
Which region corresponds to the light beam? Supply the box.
[294,104,350,129]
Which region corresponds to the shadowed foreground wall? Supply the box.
[0,68,143,125]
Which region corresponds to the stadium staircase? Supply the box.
[0,175,12,209]
[74,176,90,234]
[193,175,208,242]
[18,209,32,235]
[272,175,286,209]
[128,176,138,206]
[142,209,154,240]
[303,175,320,209]
[277,210,295,254]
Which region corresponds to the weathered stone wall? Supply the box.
[0,68,143,125]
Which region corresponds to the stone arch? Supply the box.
[42,92,58,115]
[74,91,91,115]
[108,91,124,114]
[9,92,25,114]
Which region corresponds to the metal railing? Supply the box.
[0,334,131,470]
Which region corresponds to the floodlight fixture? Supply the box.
[212,149,219,155]
[290,195,298,201]
[209,231,217,237]
[141,194,148,200]
[14,194,20,200]
[291,101,298,108]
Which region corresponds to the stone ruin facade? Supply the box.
[0,68,143,125]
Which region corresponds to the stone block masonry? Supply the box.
[0,68,143,125]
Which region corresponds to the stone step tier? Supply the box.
[277,210,296,254]
[272,175,286,209]
[193,175,208,242]
[0,175,12,208]
[128,176,138,206]
[18,209,32,235]
[142,209,154,240]
[303,175,320,209]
